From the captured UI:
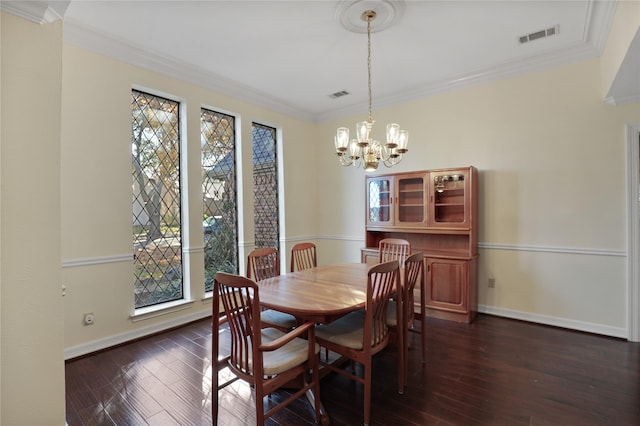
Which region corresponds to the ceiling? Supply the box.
[4,1,634,123]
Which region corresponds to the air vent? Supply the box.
[329,90,350,99]
[519,25,559,44]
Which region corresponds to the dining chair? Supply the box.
[290,242,317,272]
[247,247,298,331]
[211,272,322,425]
[386,251,426,394]
[378,238,411,268]
[247,247,280,281]
[315,260,400,426]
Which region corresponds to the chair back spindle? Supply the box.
[368,260,399,349]
[379,238,411,268]
[290,242,317,272]
[247,247,280,281]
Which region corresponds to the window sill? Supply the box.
[131,299,195,322]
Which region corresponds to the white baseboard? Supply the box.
[64,310,212,360]
[479,304,628,339]
[64,303,627,360]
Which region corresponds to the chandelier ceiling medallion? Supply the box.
[333,0,408,172]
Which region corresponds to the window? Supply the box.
[131,90,183,309]
[201,108,239,292]
[252,123,279,248]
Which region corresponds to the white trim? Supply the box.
[627,124,640,342]
[64,309,211,360]
[62,0,618,125]
[318,0,620,124]
[320,42,600,123]
[62,253,131,268]
[131,299,196,322]
[318,234,365,243]
[605,94,640,106]
[478,242,625,257]
[63,19,315,123]
[185,246,204,254]
[0,1,68,24]
[281,235,324,244]
[583,0,618,54]
[479,305,627,339]
[277,125,286,267]
[61,240,624,268]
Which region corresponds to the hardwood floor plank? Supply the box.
[103,392,149,426]
[66,314,640,425]
[146,410,181,426]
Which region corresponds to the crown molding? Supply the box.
[61,0,618,124]
[63,19,316,123]
[605,94,640,106]
[319,42,602,122]
[318,0,619,122]
[584,0,619,54]
[1,0,69,24]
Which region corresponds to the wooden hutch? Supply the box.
[361,166,478,323]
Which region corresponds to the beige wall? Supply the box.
[1,12,66,425]
[317,58,639,336]
[61,44,319,355]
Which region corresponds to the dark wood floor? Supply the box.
[65,314,640,425]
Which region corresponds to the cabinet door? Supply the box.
[425,257,468,313]
[366,176,394,226]
[428,168,471,228]
[395,173,427,227]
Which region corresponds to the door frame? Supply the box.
[626,123,640,342]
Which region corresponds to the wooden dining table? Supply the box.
[258,262,371,324]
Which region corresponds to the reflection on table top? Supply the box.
[258,262,370,324]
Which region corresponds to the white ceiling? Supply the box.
[5,1,634,122]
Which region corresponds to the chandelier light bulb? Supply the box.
[356,121,371,146]
[396,130,409,153]
[335,127,350,153]
[349,139,361,160]
[386,123,399,148]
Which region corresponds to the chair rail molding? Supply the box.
[478,242,625,257]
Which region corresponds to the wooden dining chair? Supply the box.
[315,260,400,426]
[247,247,298,331]
[247,247,280,281]
[379,238,411,268]
[386,251,426,394]
[211,272,322,425]
[290,242,317,272]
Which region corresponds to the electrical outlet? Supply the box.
[83,313,95,325]
[488,278,496,288]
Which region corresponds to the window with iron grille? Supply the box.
[202,108,239,292]
[132,90,183,309]
[252,123,279,249]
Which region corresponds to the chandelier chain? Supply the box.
[367,14,373,124]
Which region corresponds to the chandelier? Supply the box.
[333,9,408,172]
